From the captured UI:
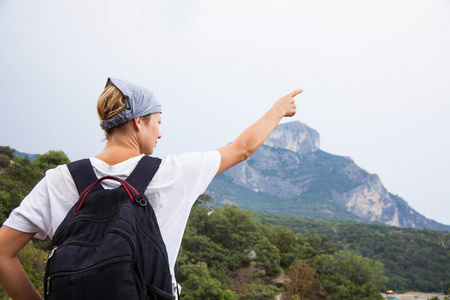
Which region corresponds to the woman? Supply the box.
[0,77,302,299]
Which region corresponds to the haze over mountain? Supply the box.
[207,121,450,231]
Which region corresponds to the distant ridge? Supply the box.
[13,150,39,161]
[207,121,450,231]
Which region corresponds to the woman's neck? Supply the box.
[95,136,142,166]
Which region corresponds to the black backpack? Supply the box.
[44,156,175,300]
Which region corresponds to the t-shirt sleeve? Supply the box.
[153,151,221,209]
[171,151,220,205]
[181,151,220,202]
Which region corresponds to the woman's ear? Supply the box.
[133,118,142,131]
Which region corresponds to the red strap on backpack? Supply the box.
[77,176,140,211]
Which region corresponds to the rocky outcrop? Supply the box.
[223,145,308,198]
[208,121,450,231]
[332,173,400,226]
[264,121,320,154]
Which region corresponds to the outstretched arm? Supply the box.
[216,89,303,176]
[0,226,42,300]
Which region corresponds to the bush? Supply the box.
[32,150,70,171]
[0,146,14,159]
[236,283,281,300]
[178,262,234,300]
[0,154,10,168]
[313,251,387,300]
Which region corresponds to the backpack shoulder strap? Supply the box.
[126,156,162,193]
[67,159,100,195]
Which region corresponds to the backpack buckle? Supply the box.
[135,194,148,207]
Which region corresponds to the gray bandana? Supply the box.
[100,77,162,130]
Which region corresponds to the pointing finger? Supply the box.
[289,89,303,98]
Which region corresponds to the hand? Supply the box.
[216,88,303,176]
[273,89,303,118]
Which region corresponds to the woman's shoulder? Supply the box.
[43,163,72,181]
[160,151,220,169]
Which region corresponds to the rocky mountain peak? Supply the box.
[208,121,450,231]
[264,121,320,155]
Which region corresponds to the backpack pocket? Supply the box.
[47,256,139,300]
[146,283,176,300]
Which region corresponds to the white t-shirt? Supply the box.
[4,151,221,296]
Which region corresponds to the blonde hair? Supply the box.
[97,85,126,121]
[96,84,152,137]
[96,85,128,137]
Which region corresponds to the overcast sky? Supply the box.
[1,0,449,225]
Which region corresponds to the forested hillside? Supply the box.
[177,203,387,299]
[254,212,450,293]
[0,146,70,298]
[0,146,448,299]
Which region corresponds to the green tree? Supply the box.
[235,283,280,300]
[313,251,387,300]
[286,259,321,300]
[178,262,234,300]
[416,280,437,293]
[263,224,301,268]
[206,205,261,252]
[0,146,15,159]
[201,205,263,270]
[0,154,10,168]
[32,150,70,171]
[253,236,281,281]
[5,156,41,189]
[263,224,336,270]
[178,221,230,279]
[195,193,215,211]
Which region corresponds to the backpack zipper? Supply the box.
[44,246,58,268]
[46,256,133,296]
[44,240,104,268]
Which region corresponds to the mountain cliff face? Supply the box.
[207,121,449,231]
